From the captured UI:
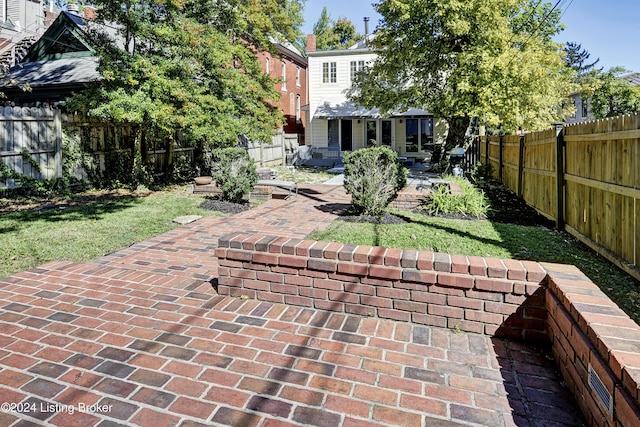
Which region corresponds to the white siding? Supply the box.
[395,121,407,155]
[311,119,328,148]
[308,51,377,109]
[352,121,365,150]
[307,47,442,155]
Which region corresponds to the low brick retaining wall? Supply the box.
[544,263,640,426]
[390,185,424,210]
[215,232,640,426]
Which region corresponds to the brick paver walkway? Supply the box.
[0,185,585,426]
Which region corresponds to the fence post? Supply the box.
[485,135,490,165]
[54,110,63,179]
[555,125,565,230]
[517,135,525,197]
[498,135,503,183]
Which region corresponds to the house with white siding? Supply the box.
[305,34,447,162]
[0,0,47,72]
[566,72,640,124]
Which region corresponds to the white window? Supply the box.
[281,62,287,91]
[296,67,301,87]
[350,60,365,82]
[296,95,301,122]
[322,62,337,83]
[265,57,270,74]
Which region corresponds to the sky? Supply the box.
[302,0,640,73]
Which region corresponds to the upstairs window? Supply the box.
[281,62,287,91]
[296,67,301,86]
[350,60,365,83]
[322,62,337,83]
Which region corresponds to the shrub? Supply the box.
[210,147,257,203]
[343,146,407,216]
[423,176,490,218]
[470,162,495,184]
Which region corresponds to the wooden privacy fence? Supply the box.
[245,132,300,166]
[0,106,62,188]
[479,114,640,280]
[1,107,295,188]
[63,114,195,181]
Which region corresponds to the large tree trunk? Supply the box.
[432,116,470,164]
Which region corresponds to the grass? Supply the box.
[0,189,221,278]
[310,209,640,324]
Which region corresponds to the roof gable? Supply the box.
[22,12,93,63]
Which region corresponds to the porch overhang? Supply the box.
[313,100,430,119]
[313,101,381,119]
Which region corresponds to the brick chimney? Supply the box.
[84,6,97,21]
[44,11,59,27]
[306,34,316,52]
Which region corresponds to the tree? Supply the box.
[564,42,600,75]
[67,0,304,149]
[348,0,574,159]
[333,18,359,48]
[585,67,640,118]
[312,7,361,50]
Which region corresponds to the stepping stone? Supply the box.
[172,215,202,225]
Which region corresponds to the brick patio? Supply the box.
[0,185,585,426]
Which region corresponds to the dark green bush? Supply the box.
[343,146,407,216]
[470,162,495,183]
[210,147,257,203]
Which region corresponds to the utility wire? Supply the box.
[559,0,576,22]
[503,0,568,69]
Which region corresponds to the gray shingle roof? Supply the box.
[1,56,100,87]
[622,72,640,86]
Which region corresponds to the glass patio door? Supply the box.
[381,120,392,147]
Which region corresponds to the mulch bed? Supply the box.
[337,180,555,227]
[479,182,555,227]
[198,198,251,214]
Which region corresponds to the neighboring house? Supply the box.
[305,34,447,160]
[0,0,46,72]
[1,9,100,104]
[566,72,640,124]
[257,39,307,143]
[3,7,308,147]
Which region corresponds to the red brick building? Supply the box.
[257,40,307,143]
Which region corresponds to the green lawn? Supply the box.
[310,209,640,324]
[0,190,220,278]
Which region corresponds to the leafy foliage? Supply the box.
[349,0,574,157]
[67,0,305,149]
[582,67,640,118]
[343,147,407,216]
[210,147,258,203]
[422,177,490,218]
[0,150,61,197]
[470,162,496,183]
[312,7,362,50]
